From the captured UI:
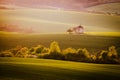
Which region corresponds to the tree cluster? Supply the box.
[0,41,120,64]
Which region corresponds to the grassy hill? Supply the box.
[0,8,120,33]
[0,32,120,52]
[86,3,120,15]
[1,0,120,10]
[0,57,120,80]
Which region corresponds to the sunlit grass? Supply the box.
[85,32,120,37]
[1,31,120,37]
[0,31,120,52]
[0,57,120,80]
[0,7,120,33]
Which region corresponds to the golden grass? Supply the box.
[85,32,120,37]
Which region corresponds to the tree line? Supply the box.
[0,41,120,64]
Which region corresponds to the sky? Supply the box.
[0,0,120,33]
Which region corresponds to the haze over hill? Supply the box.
[0,0,120,33]
[0,9,120,33]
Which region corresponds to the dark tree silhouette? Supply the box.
[67,28,73,34]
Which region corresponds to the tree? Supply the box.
[82,48,90,58]
[90,55,97,62]
[62,47,76,55]
[16,47,28,58]
[101,50,109,62]
[63,48,77,61]
[108,46,118,59]
[16,51,23,58]
[108,46,118,63]
[42,48,50,53]
[49,41,64,60]
[67,28,73,34]
[116,48,120,58]
[29,47,35,53]
[21,47,28,53]
[0,51,14,57]
[97,50,113,63]
[77,49,86,58]
[9,45,22,55]
[35,45,45,54]
[63,48,76,61]
[50,41,61,53]
[9,48,19,56]
[97,46,119,64]
[77,48,90,62]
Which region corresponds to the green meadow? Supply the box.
[0,33,120,52]
[0,57,120,80]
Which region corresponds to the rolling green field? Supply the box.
[0,33,120,52]
[0,57,120,80]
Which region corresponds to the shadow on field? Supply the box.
[0,63,120,80]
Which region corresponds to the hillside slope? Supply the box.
[86,3,120,15]
[0,33,120,51]
[0,9,120,33]
[0,57,120,80]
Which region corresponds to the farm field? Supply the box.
[0,57,120,80]
[0,32,120,51]
[0,8,120,33]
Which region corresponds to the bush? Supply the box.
[38,41,63,60]
[65,53,80,61]
[38,53,49,58]
[42,48,50,53]
[29,47,35,53]
[117,48,120,58]
[90,55,97,62]
[108,46,118,58]
[50,41,61,53]
[63,48,77,61]
[1,41,120,64]
[9,49,19,55]
[62,47,76,55]
[35,45,45,54]
[41,41,64,60]
[77,48,90,62]
[0,51,14,57]
[63,48,90,62]
[50,52,65,60]
[96,46,119,64]
[15,51,23,58]
[15,47,28,58]
[38,52,64,60]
